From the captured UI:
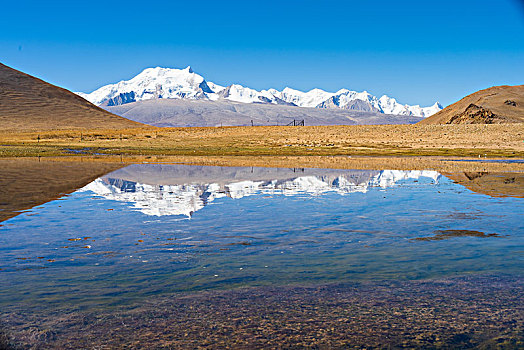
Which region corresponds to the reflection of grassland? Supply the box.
[4,154,524,173]
[1,124,523,158]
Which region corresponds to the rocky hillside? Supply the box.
[419,85,524,124]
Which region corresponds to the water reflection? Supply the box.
[411,229,503,241]
[81,165,441,217]
[0,158,123,222]
[445,172,524,198]
[0,163,523,348]
[0,163,521,286]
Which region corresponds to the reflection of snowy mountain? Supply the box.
[80,167,440,218]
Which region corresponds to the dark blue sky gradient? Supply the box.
[1,0,523,106]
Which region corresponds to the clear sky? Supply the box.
[1,0,523,107]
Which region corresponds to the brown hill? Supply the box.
[0,63,143,131]
[419,85,524,125]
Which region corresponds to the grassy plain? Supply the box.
[1,123,523,158]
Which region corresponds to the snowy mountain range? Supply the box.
[77,66,442,118]
[81,168,441,218]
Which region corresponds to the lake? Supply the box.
[0,161,522,348]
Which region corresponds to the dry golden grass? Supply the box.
[1,123,523,158]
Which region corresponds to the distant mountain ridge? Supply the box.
[77,66,442,118]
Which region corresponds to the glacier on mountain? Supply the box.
[77,66,442,118]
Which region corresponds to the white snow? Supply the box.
[221,84,263,104]
[78,66,213,106]
[273,87,335,108]
[80,170,441,218]
[207,82,225,94]
[77,66,442,117]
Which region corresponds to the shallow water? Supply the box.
[0,164,523,348]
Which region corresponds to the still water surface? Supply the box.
[0,164,523,347]
[1,165,522,305]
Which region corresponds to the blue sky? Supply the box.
[1,0,523,106]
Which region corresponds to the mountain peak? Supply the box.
[77,65,442,117]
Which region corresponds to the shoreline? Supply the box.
[2,154,524,172]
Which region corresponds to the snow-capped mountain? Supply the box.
[77,66,442,118]
[81,169,441,218]
[77,66,213,106]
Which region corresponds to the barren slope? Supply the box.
[104,99,423,127]
[0,63,142,131]
[419,85,524,124]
